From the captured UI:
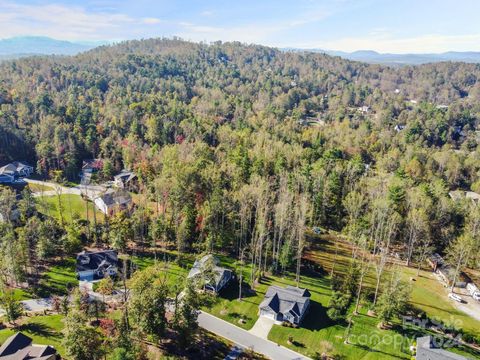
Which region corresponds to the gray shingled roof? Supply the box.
[97,189,131,207]
[260,285,311,317]
[114,170,136,184]
[76,250,118,273]
[187,254,232,289]
[416,336,469,360]
[0,332,57,359]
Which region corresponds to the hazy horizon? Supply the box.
[1,0,480,54]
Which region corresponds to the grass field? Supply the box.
[206,234,480,359]
[35,194,104,223]
[307,234,480,334]
[39,259,78,296]
[27,182,54,192]
[2,233,478,360]
[0,315,65,356]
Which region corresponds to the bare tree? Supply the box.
[295,194,309,287]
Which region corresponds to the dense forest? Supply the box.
[1,38,480,358]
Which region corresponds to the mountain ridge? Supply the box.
[284,48,480,65]
[0,36,106,57]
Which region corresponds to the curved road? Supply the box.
[198,311,311,360]
[25,178,105,198]
[1,297,309,360]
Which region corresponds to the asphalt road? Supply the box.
[25,178,105,198]
[198,311,311,360]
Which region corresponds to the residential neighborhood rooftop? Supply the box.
[416,336,468,360]
[187,254,233,292]
[76,249,118,272]
[259,285,311,325]
[0,332,57,360]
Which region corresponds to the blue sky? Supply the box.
[1,0,480,53]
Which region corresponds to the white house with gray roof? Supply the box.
[76,250,118,282]
[187,254,233,293]
[259,285,311,325]
[94,189,132,216]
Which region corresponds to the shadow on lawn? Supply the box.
[18,322,60,339]
[302,301,333,331]
[218,278,258,301]
[350,342,401,359]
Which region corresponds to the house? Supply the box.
[187,254,233,293]
[437,266,470,288]
[94,189,132,215]
[415,335,467,360]
[448,190,480,204]
[467,282,480,301]
[113,170,137,190]
[427,253,445,272]
[0,172,14,184]
[0,332,58,359]
[0,208,20,224]
[11,162,33,177]
[0,163,17,179]
[259,285,311,326]
[0,162,33,178]
[358,105,370,114]
[82,159,103,173]
[76,250,118,281]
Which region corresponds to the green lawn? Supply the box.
[27,183,54,192]
[39,259,78,296]
[0,315,65,356]
[401,266,480,334]
[35,193,103,223]
[201,234,480,359]
[307,233,480,334]
[6,259,77,300]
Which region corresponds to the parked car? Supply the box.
[448,293,463,303]
[473,292,480,301]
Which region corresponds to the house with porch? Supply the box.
[76,250,118,281]
[259,285,311,326]
[94,189,132,215]
[187,254,233,293]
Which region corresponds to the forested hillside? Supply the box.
[1,37,480,260]
[1,37,480,359]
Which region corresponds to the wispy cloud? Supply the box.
[0,1,158,40]
[142,17,162,25]
[0,0,479,53]
[177,7,331,45]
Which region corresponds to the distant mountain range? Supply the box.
[0,36,107,59]
[287,48,480,65]
[1,37,480,66]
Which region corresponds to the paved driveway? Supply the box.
[198,311,311,360]
[249,316,275,339]
[26,179,105,199]
[21,298,53,312]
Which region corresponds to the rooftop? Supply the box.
[260,285,311,318]
[76,249,118,273]
[416,336,468,360]
[0,332,57,360]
